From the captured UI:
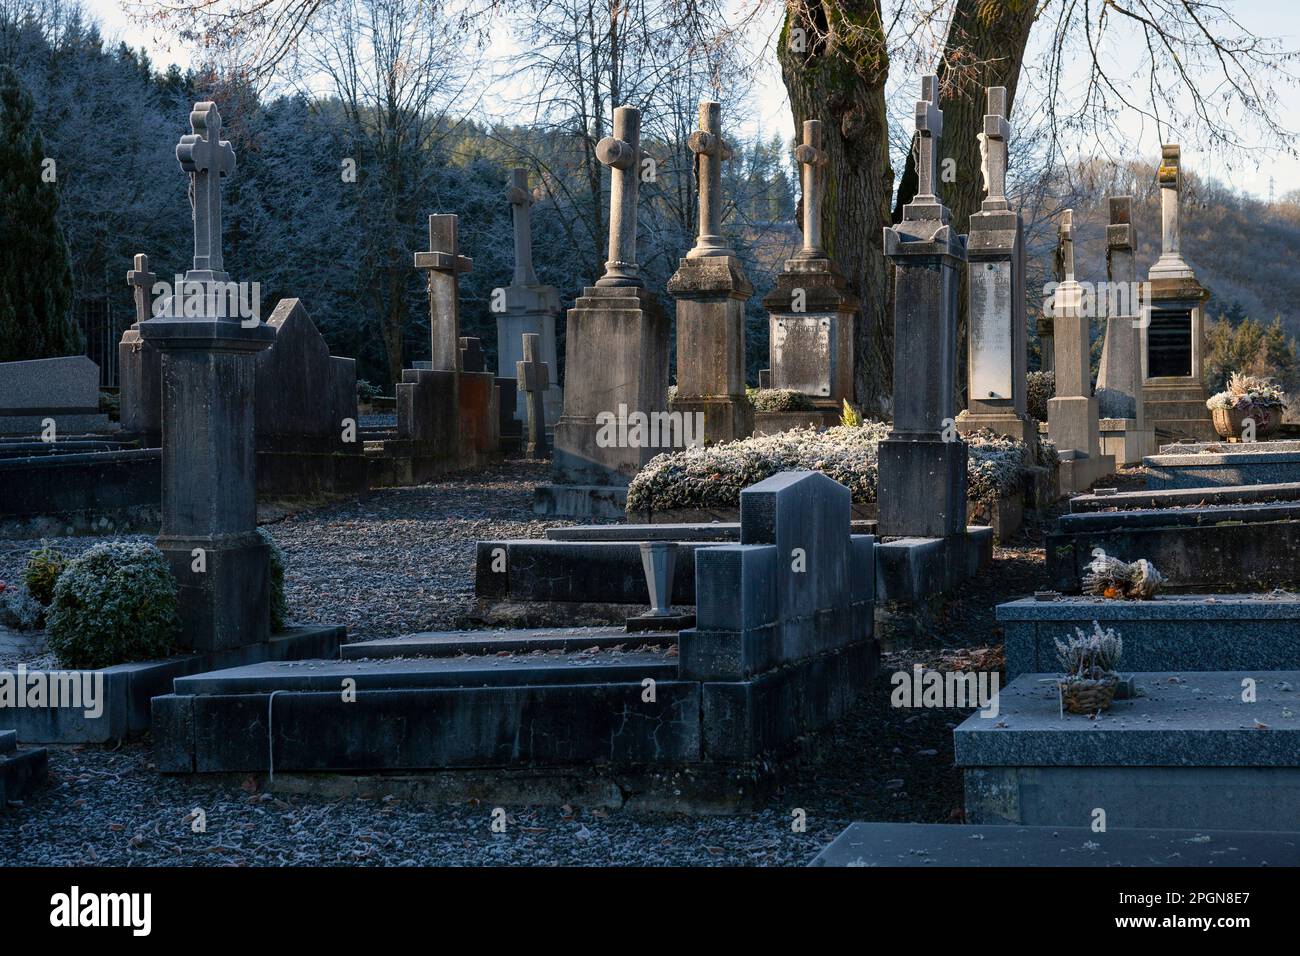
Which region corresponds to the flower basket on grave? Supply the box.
[1055,622,1123,715]
[1082,553,1165,600]
[1207,373,1286,440]
[1059,675,1119,714]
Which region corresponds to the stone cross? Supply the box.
[793,119,827,259]
[414,214,473,372]
[506,168,540,287]
[595,105,642,286]
[979,86,1010,210]
[1058,209,1075,281]
[913,75,943,201]
[175,102,236,279]
[686,100,734,258]
[126,253,157,327]
[516,332,550,457]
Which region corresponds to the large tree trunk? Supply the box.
[777,2,893,417]
[892,0,1038,405]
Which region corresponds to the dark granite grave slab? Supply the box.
[1145,447,1300,490]
[810,822,1300,866]
[342,627,675,659]
[999,594,1300,678]
[1069,481,1300,513]
[956,670,1300,830]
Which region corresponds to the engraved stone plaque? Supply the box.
[970,260,1013,399]
[1147,309,1193,378]
[771,315,833,397]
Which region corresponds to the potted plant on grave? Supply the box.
[1206,372,1288,440]
[1055,622,1124,714]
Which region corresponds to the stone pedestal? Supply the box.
[141,316,275,652]
[552,286,670,485]
[668,255,752,443]
[118,331,162,440]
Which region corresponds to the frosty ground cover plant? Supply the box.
[747,388,816,412]
[259,527,289,632]
[45,541,179,669]
[627,423,1040,512]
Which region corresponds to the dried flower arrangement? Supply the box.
[1083,553,1166,600]
[1055,621,1124,714]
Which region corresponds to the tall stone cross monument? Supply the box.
[1142,144,1213,441]
[138,101,277,653]
[1048,210,1114,491]
[548,105,670,497]
[757,118,858,432]
[956,86,1035,451]
[496,169,562,426]
[667,101,753,443]
[878,75,969,540]
[119,253,162,438]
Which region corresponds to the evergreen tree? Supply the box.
[0,64,80,362]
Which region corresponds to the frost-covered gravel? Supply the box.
[0,459,1051,866]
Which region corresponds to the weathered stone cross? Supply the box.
[913,75,943,202]
[506,168,540,287]
[1058,209,1075,281]
[595,105,642,286]
[686,101,734,258]
[792,119,827,259]
[175,102,235,279]
[516,332,550,457]
[979,86,1010,210]
[126,253,157,327]
[414,214,473,371]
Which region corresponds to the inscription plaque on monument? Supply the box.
[772,316,834,397]
[1146,309,1193,378]
[970,260,1013,400]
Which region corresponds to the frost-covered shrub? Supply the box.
[1035,435,1059,472]
[45,541,179,669]
[259,528,289,633]
[23,543,67,607]
[748,388,815,412]
[626,422,1039,512]
[1095,386,1136,419]
[0,587,43,631]
[1026,371,1055,422]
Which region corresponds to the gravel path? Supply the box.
[1,460,1049,866]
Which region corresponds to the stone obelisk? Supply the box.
[667,101,752,443]
[757,119,858,433]
[496,169,562,426]
[548,105,670,498]
[138,102,276,652]
[878,76,969,540]
[955,86,1036,452]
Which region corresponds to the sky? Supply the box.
[86,0,1300,201]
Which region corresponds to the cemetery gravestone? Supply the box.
[1047,210,1115,491]
[496,169,563,426]
[138,101,276,652]
[877,76,968,539]
[1141,144,1214,442]
[550,105,670,489]
[0,355,110,435]
[956,87,1036,450]
[1096,197,1155,464]
[517,332,550,458]
[758,119,858,432]
[118,252,163,440]
[667,101,753,443]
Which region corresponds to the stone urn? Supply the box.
[1211,404,1282,441]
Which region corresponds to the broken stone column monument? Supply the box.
[1142,144,1214,441]
[541,105,670,515]
[1096,196,1155,464]
[118,253,162,441]
[138,101,276,651]
[496,169,562,427]
[1047,210,1115,492]
[878,76,969,540]
[955,86,1036,453]
[757,118,858,434]
[667,100,752,444]
[516,332,550,458]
